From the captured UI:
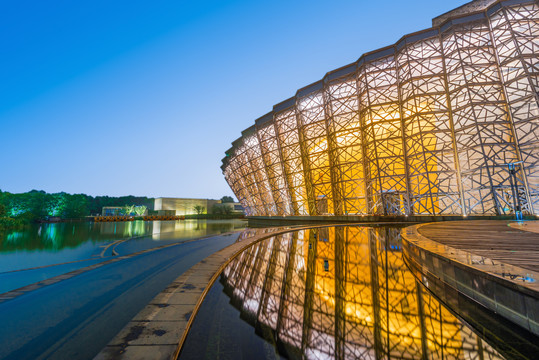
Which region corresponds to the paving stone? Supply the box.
[108,321,187,346]
[95,344,178,360]
[191,264,220,272]
[133,304,195,322]
[150,292,202,306]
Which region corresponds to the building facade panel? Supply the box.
[257,117,293,215]
[222,0,539,217]
[241,132,277,215]
[275,107,310,215]
[326,71,367,215]
[488,1,539,214]
[297,87,335,215]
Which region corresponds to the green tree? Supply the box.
[45,192,67,217]
[123,204,135,216]
[222,204,233,215]
[193,205,205,215]
[211,204,224,215]
[0,190,155,221]
[27,190,50,219]
[220,196,234,203]
[63,194,89,218]
[134,205,147,216]
[0,203,6,217]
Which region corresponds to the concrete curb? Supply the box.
[94,225,339,360]
[247,214,536,226]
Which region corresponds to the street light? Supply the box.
[503,161,524,221]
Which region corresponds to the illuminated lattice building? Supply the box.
[220,228,503,359]
[221,0,539,217]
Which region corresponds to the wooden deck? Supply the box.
[417,220,539,273]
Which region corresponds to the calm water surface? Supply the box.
[0,219,246,293]
[181,226,508,360]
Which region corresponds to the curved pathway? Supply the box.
[0,232,242,360]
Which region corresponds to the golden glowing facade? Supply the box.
[222,0,539,217]
[220,227,504,359]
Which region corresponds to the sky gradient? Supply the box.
[1,0,467,199]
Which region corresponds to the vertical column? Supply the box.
[276,230,308,349]
[361,50,408,215]
[301,229,317,354]
[256,114,293,215]
[242,130,276,215]
[225,145,258,216]
[236,139,267,215]
[357,62,376,215]
[368,228,384,358]
[323,83,345,216]
[274,103,310,215]
[326,66,368,215]
[397,31,463,215]
[297,83,333,215]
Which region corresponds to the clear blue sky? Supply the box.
[1,0,467,199]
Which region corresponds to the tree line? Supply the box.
[0,189,154,224]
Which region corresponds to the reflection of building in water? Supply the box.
[96,221,150,237]
[221,0,539,218]
[151,219,246,240]
[151,220,205,240]
[221,227,503,359]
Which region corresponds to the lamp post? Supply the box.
[504,161,524,221]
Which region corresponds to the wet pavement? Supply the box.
[0,231,242,360]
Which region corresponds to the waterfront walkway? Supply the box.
[96,226,314,360]
[0,232,243,360]
[417,220,539,272]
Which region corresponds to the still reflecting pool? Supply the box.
[182,226,506,359]
[0,219,246,293]
[0,219,246,272]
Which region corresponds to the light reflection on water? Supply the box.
[1,221,153,254]
[0,219,246,273]
[181,226,505,360]
[0,220,246,253]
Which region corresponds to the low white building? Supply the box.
[154,197,243,216]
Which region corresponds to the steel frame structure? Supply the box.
[220,227,503,359]
[222,0,539,217]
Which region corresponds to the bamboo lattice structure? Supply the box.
[222,0,539,217]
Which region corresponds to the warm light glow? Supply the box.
[223,0,539,218]
[217,226,503,359]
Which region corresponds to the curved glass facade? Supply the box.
[222,0,539,217]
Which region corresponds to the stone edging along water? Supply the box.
[401,223,539,337]
[94,224,348,360]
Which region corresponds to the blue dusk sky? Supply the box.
[1,0,467,199]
